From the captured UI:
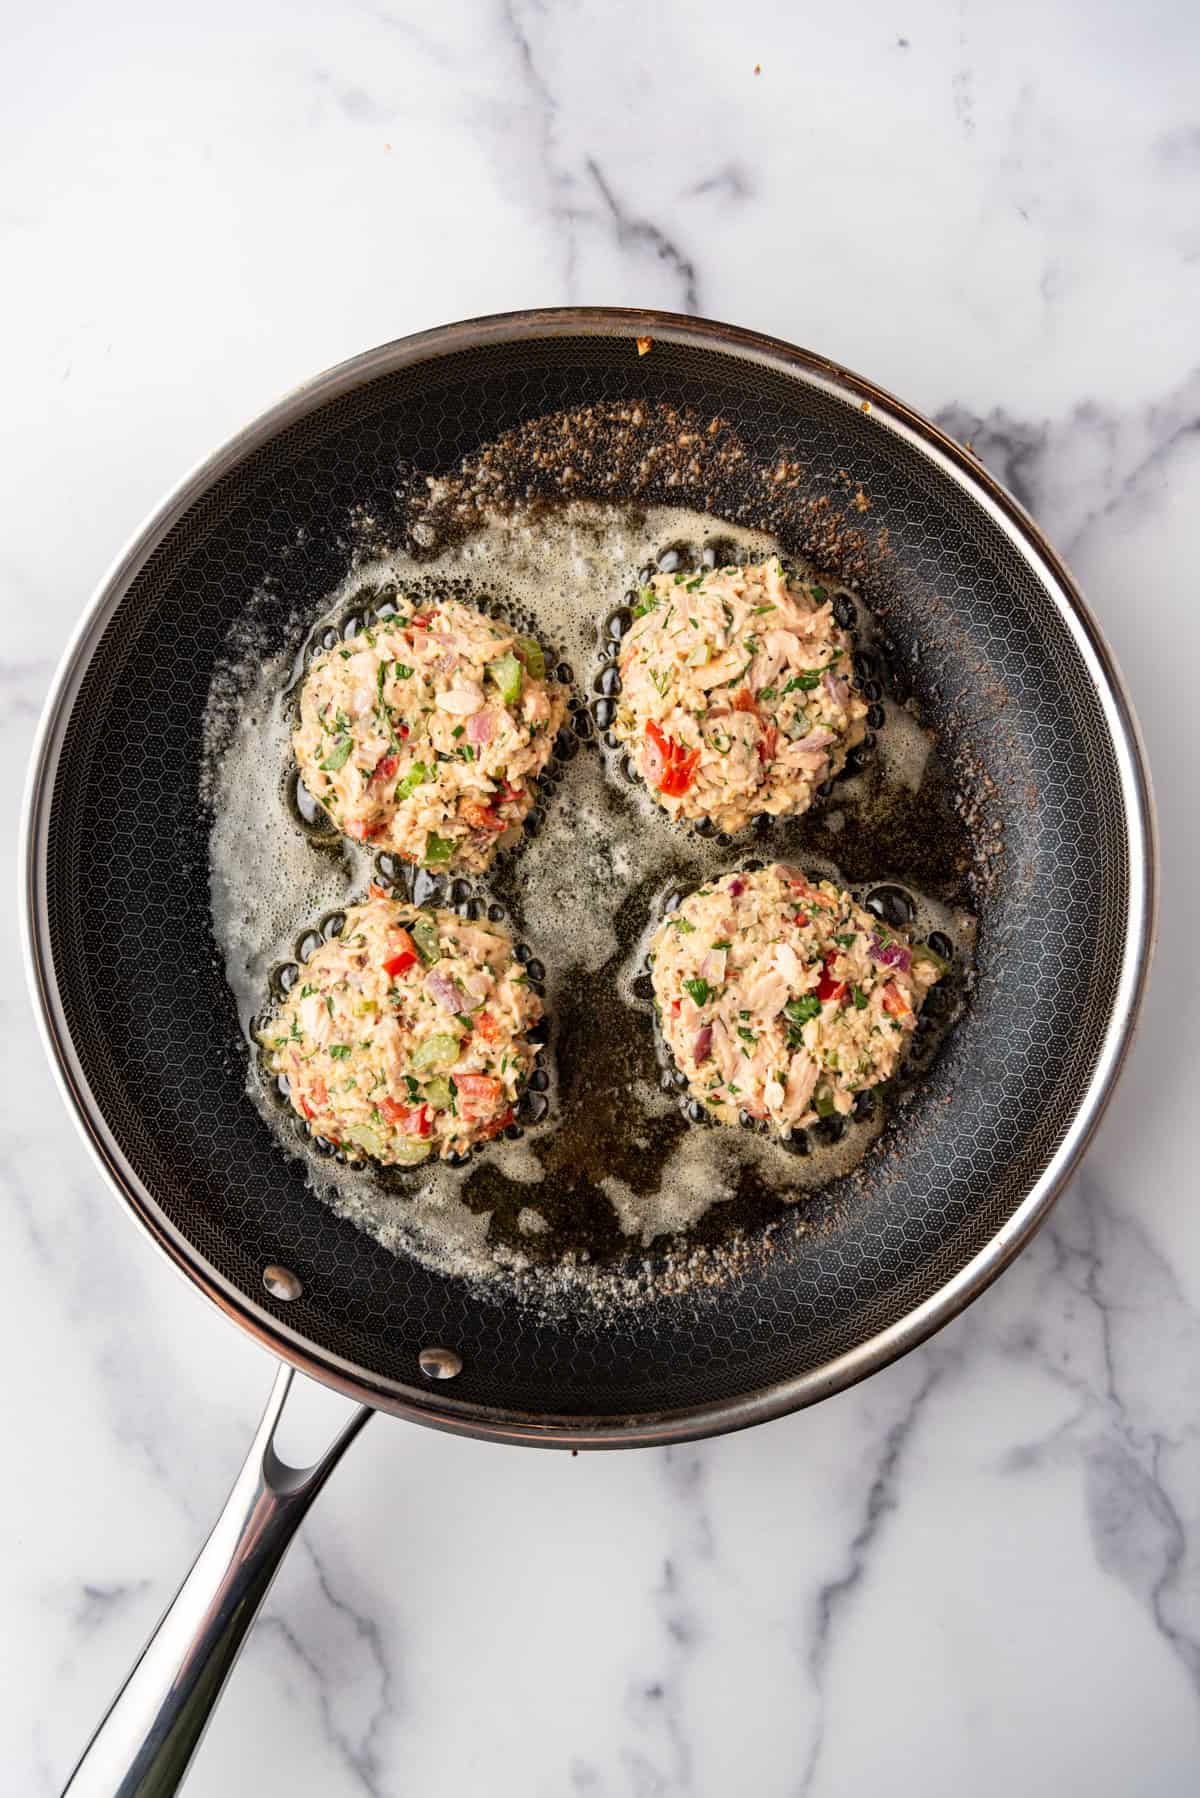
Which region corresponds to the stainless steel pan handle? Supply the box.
[63,1365,372,1797]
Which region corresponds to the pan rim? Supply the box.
[21,306,1158,1447]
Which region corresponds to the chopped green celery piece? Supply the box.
[514,636,546,679]
[319,736,353,772]
[410,1032,461,1071]
[421,831,456,866]
[352,1000,378,1017]
[422,1076,454,1111]
[389,1138,433,1167]
[912,942,952,978]
[395,760,430,800]
[345,1123,386,1159]
[813,1089,836,1119]
[685,641,711,667]
[410,913,441,963]
[487,652,523,705]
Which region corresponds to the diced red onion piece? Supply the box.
[870,936,912,972]
[425,970,461,1011]
[467,707,495,745]
[693,1024,713,1065]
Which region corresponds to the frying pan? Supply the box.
[22,309,1155,1794]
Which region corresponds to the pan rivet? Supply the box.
[262,1264,303,1301]
[418,1347,463,1380]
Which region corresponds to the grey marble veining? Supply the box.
[3,1,1199,1792]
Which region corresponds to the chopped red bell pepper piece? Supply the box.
[454,1073,503,1105]
[380,1097,431,1135]
[644,720,668,787]
[645,720,700,796]
[460,798,504,831]
[882,983,911,1018]
[382,929,418,980]
[373,752,400,784]
[816,967,848,1005]
[659,748,700,797]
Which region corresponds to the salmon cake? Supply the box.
[612,556,867,833]
[649,865,945,1137]
[260,893,543,1164]
[294,597,568,872]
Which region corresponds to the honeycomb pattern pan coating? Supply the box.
[22,311,1155,1446]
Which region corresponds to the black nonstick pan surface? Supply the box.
[24,309,1154,1445]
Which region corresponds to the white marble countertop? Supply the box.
[4,2,1199,1792]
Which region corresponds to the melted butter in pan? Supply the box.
[204,501,976,1290]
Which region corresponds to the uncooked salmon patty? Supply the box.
[613,556,867,833]
[294,597,568,872]
[649,865,945,1137]
[260,893,542,1164]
